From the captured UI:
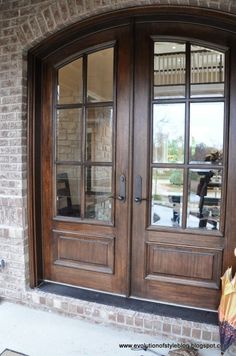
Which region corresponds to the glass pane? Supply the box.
[189,102,224,164]
[86,107,113,162]
[153,104,185,163]
[56,165,81,218]
[191,83,224,98]
[87,48,114,102]
[151,168,183,227]
[154,42,186,99]
[58,58,83,104]
[56,109,82,162]
[191,45,225,97]
[187,169,222,230]
[85,166,112,222]
[154,85,185,99]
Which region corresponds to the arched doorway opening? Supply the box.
[28,7,236,310]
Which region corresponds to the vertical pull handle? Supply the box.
[118,174,126,202]
[134,175,142,203]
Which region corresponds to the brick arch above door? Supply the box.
[14,0,236,50]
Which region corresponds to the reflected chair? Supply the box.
[57,172,80,217]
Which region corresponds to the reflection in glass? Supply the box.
[154,42,186,99]
[86,107,113,162]
[56,109,82,162]
[56,165,81,217]
[85,166,112,221]
[189,102,224,164]
[87,48,114,102]
[153,104,185,163]
[58,58,83,104]
[191,45,225,97]
[151,168,183,227]
[187,169,222,230]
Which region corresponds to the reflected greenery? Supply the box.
[153,104,185,163]
[189,102,224,164]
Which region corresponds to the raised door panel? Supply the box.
[53,230,115,274]
[146,243,222,288]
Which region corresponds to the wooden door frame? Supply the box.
[28,5,236,291]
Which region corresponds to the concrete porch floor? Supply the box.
[0,301,221,356]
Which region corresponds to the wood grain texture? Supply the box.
[53,230,114,273]
[146,243,222,288]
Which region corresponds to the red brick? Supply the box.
[117,313,125,323]
[77,305,84,315]
[75,0,84,12]
[68,304,77,314]
[58,0,70,22]
[39,296,46,305]
[153,320,162,331]
[135,317,143,328]
[67,0,79,17]
[192,329,201,339]
[108,312,116,322]
[172,325,182,335]
[212,332,220,342]
[29,17,42,39]
[125,316,134,326]
[182,326,191,337]
[51,3,63,26]
[163,323,171,333]
[35,12,48,35]
[202,330,212,341]
[92,309,100,318]
[144,319,153,330]
[42,8,56,31]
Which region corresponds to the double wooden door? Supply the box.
[41,20,236,310]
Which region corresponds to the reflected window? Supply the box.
[152,40,226,232]
[58,58,83,104]
[87,48,114,102]
[191,45,225,97]
[154,42,186,99]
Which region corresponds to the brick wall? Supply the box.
[0,0,234,343]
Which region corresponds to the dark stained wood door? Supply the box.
[131,21,236,310]
[40,18,236,309]
[41,25,132,295]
